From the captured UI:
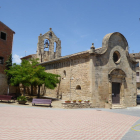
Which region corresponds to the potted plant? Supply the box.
[84,100,90,103]
[65,100,71,103]
[78,100,82,103]
[17,96,27,104]
[73,100,76,103]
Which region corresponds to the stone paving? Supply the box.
[0,104,140,140]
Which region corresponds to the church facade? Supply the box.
[23,28,137,108]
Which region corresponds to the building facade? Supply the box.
[23,29,137,108]
[130,53,140,94]
[0,21,15,94]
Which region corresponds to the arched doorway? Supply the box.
[108,69,126,105]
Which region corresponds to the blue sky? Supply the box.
[1,0,140,63]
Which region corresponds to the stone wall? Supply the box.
[42,56,91,101]
[91,33,136,107]
[137,83,140,94]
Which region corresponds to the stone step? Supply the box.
[112,104,126,109]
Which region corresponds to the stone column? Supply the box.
[37,34,44,63]
[55,39,61,59]
[121,78,125,106]
[49,40,54,60]
[108,76,112,105]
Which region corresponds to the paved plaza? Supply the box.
[0,104,140,139]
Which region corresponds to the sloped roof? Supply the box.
[21,54,36,60]
[40,50,90,65]
[0,21,15,34]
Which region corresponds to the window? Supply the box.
[136,62,139,67]
[113,51,120,64]
[76,85,81,90]
[63,70,66,77]
[0,57,4,64]
[0,32,6,40]
[137,72,139,76]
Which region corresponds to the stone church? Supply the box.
[22,28,137,108]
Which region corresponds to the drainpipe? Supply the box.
[70,59,74,100]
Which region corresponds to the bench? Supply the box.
[32,99,52,107]
[0,95,15,102]
[4,93,17,99]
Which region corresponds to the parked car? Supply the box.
[137,95,140,104]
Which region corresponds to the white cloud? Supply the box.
[13,54,22,64]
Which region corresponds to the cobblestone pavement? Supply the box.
[0,104,140,140]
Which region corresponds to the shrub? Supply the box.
[17,96,27,101]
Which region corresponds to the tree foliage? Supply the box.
[5,58,60,97]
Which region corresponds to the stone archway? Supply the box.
[108,69,126,106]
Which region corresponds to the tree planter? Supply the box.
[105,103,111,109]
[18,101,27,104]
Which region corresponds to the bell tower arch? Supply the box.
[36,28,61,62]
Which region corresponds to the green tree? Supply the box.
[5,58,60,97]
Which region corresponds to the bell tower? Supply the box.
[36,28,61,62]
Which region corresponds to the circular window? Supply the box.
[113,51,121,64]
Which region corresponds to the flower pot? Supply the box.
[73,101,76,103]
[78,101,82,103]
[18,101,27,104]
[65,101,71,103]
[84,101,89,103]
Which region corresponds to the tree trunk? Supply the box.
[31,85,33,95]
[24,87,26,96]
[38,85,40,98]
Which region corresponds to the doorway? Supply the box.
[112,82,120,104]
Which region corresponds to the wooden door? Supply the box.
[112,82,120,104]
